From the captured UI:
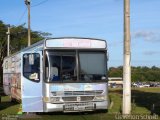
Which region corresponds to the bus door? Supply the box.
[21,51,43,112]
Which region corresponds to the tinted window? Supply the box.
[79,52,106,81]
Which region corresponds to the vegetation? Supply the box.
[109,88,160,115]
[0,20,51,84]
[109,66,160,82]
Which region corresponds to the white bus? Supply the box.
[3,37,108,112]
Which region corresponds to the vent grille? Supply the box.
[62,97,77,102]
[64,90,103,96]
[81,96,94,101]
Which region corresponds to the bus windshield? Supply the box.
[45,50,106,82]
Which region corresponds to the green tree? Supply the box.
[108,66,123,77]
[0,21,7,84]
[109,66,160,82]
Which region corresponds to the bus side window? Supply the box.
[23,53,40,82]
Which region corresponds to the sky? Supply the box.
[0,0,160,67]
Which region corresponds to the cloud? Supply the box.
[143,51,160,56]
[132,30,160,43]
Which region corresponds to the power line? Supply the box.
[17,7,27,26]
[16,0,49,26]
[31,0,49,7]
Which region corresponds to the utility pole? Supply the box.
[123,0,131,114]
[25,0,31,46]
[6,25,10,56]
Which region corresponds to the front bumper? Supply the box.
[43,101,108,112]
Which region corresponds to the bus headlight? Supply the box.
[94,96,106,101]
[43,97,50,102]
[43,97,61,103]
[50,97,60,103]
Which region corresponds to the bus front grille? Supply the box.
[64,90,103,96]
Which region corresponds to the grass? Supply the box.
[131,88,160,115]
[109,88,160,115]
[132,87,160,93]
[0,88,160,120]
[0,96,19,114]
